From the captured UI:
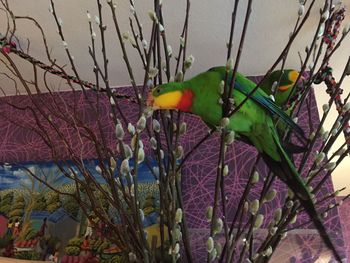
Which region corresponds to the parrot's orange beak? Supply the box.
[147,91,159,110]
[146,91,154,107]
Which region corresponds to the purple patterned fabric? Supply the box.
[0,75,346,261]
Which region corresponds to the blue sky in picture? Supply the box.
[0,159,157,191]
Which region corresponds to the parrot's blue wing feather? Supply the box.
[235,82,307,144]
[234,81,307,143]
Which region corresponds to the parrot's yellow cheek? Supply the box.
[289,70,299,83]
[153,91,182,110]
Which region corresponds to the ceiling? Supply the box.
[0,0,349,194]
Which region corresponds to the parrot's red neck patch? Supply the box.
[177,89,194,112]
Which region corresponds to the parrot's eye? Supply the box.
[155,88,161,94]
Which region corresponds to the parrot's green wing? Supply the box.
[207,67,306,143]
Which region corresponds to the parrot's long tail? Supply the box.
[261,134,342,262]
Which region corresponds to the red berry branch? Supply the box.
[314,7,350,150]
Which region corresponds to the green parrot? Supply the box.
[259,69,304,108]
[260,69,307,153]
[147,66,341,261]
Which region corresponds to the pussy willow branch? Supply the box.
[154,1,194,259]
[1,15,198,258]
[86,4,131,229]
[293,8,348,123]
[129,0,148,59]
[1,0,348,262]
[226,0,239,61]
[151,124,174,263]
[287,193,350,232]
[88,11,102,122]
[301,56,350,175]
[307,124,349,186]
[93,0,129,135]
[158,10,171,82]
[160,2,193,255]
[221,1,318,261]
[154,2,163,86]
[22,1,126,162]
[0,101,134,250]
[2,94,127,217]
[107,1,142,110]
[231,171,276,263]
[49,0,87,95]
[227,0,317,119]
[0,50,144,257]
[129,18,147,69]
[224,0,252,115]
[207,133,227,263]
[313,149,350,195]
[216,1,252,262]
[87,9,129,128]
[4,55,119,177]
[154,1,192,259]
[20,161,133,252]
[141,23,156,99]
[175,0,190,75]
[296,185,346,219]
[274,14,302,92]
[219,156,261,262]
[152,118,168,261]
[227,1,342,262]
[133,133,152,260]
[323,112,350,154]
[284,0,330,109]
[291,8,348,171]
[87,1,130,165]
